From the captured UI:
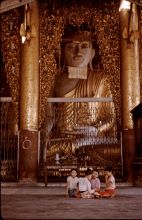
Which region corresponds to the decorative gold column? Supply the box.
[19,0,39,183]
[120,2,140,182]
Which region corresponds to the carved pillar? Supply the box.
[120,3,140,182]
[19,0,39,183]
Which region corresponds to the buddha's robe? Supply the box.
[46,70,117,161]
[54,70,116,142]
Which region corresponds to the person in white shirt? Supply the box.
[78,169,95,198]
[67,169,79,197]
[90,169,101,192]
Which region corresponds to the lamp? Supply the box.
[55,153,60,165]
[119,0,131,11]
[20,3,36,43]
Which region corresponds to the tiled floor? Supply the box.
[1,185,142,219]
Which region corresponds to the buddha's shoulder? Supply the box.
[88,69,107,79]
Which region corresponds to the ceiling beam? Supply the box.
[1,0,141,14]
[0,0,33,13]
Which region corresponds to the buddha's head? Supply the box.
[62,25,95,68]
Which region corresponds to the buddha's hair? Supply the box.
[62,23,94,43]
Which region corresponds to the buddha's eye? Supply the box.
[81,43,89,48]
[66,43,76,49]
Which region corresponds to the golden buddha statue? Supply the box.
[46,25,117,162]
[54,26,116,137]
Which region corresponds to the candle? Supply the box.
[55,153,59,161]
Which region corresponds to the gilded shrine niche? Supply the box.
[39,0,122,180]
[39,0,120,128]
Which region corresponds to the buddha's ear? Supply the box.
[89,49,95,71]
[91,48,95,59]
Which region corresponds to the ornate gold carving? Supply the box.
[1,9,21,125]
[39,2,64,128]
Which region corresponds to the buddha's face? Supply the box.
[64,40,95,68]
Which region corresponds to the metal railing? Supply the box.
[0,97,19,182]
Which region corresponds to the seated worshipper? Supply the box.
[67,169,79,197]
[53,24,116,150]
[90,169,101,193]
[100,166,116,198]
[78,169,95,198]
